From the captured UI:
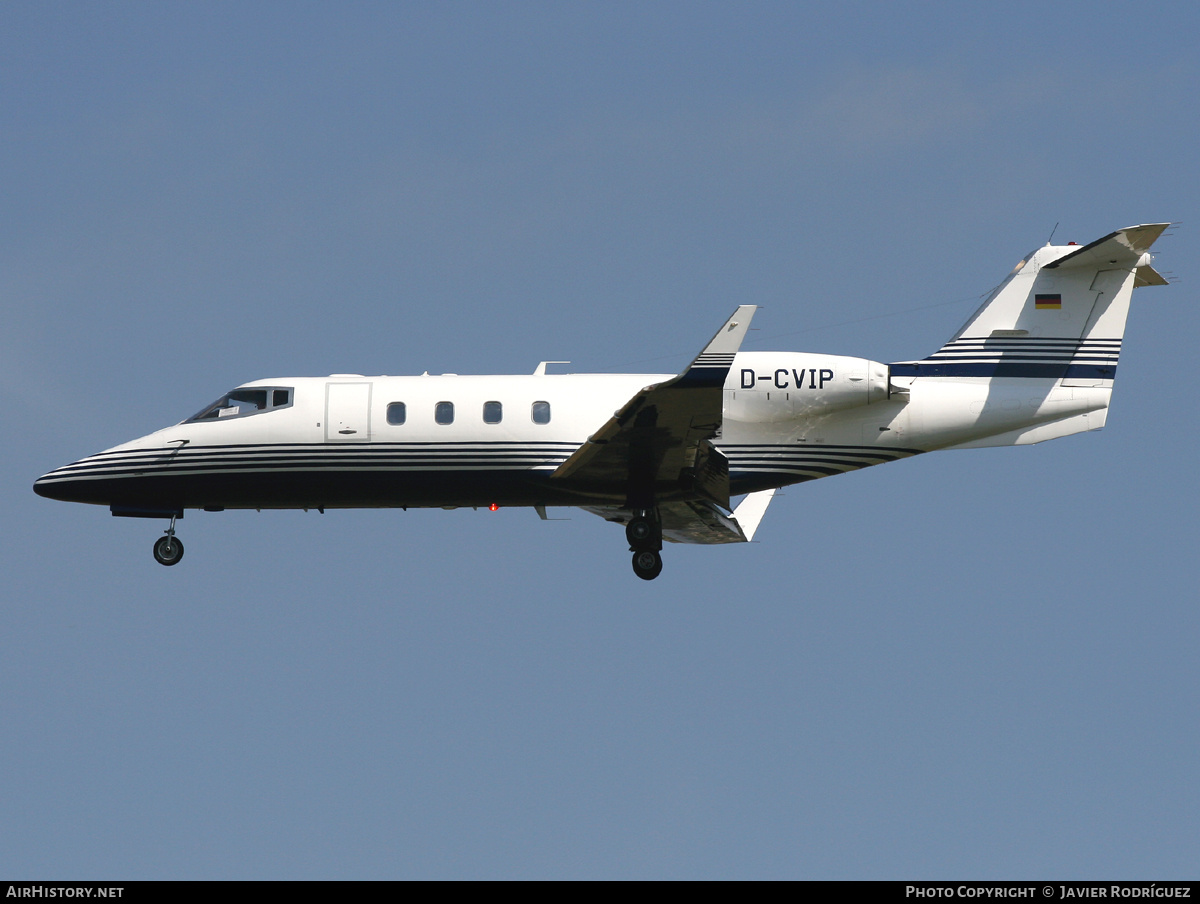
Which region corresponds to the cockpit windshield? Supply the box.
[188,387,292,422]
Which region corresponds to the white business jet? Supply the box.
[35,223,1170,579]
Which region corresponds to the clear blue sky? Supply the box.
[3,1,1197,879]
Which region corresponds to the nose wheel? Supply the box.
[153,516,185,566]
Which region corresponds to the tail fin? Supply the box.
[893,224,1170,383]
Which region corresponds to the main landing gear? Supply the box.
[631,549,663,581]
[626,509,663,581]
[152,515,184,566]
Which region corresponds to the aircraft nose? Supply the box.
[34,467,74,501]
[33,462,96,503]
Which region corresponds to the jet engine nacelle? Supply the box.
[726,352,890,423]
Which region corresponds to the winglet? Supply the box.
[730,488,776,542]
[552,305,757,486]
[674,304,757,387]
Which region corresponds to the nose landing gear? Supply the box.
[152,515,184,566]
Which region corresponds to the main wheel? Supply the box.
[153,535,185,566]
[626,517,654,547]
[631,549,663,581]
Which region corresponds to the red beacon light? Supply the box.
[488,503,499,512]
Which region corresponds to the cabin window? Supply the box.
[387,402,406,425]
[532,401,551,424]
[435,401,454,425]
[483,401,502,424]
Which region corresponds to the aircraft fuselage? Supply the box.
[33,352,1107,513]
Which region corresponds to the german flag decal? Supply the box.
[1035,294,1062,309]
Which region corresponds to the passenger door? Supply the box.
[325,382,372,443]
